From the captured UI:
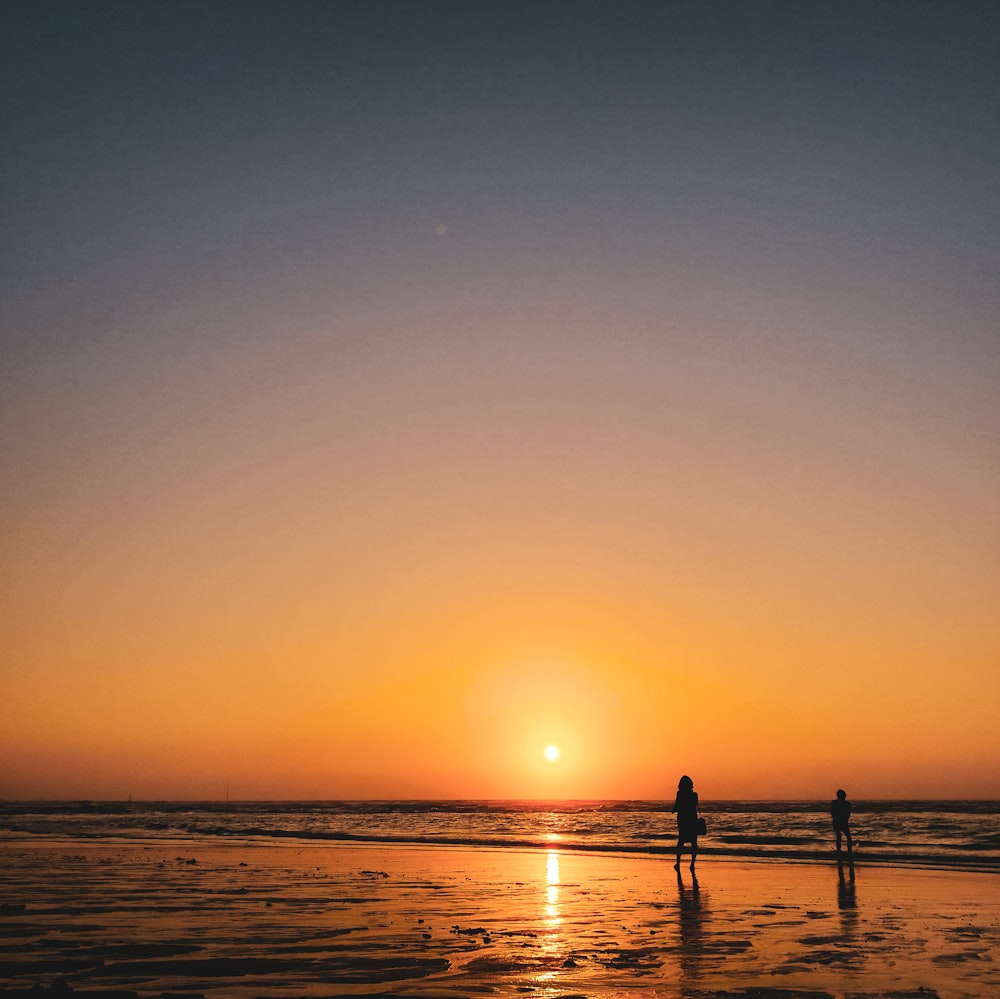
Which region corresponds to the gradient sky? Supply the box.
[2,1,998,800]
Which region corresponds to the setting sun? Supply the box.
[1,1,997,808]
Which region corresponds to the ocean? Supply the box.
[1,800,996,872]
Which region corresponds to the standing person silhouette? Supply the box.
[671,775,700,871]
[830,788,853,856]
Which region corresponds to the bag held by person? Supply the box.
[697,816,707,836]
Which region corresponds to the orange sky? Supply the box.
[2,4,998,800]
[3,305,997,800]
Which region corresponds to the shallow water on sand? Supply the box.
[2,800,997,871]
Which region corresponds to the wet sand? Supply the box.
[1,840,997,999]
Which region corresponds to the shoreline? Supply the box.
[2,839,999,998]
[2,831,996,876]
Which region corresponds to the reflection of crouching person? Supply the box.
[831,789,853,855]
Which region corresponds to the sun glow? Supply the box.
[544,745,560,762]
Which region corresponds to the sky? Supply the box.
[2,1,998,801]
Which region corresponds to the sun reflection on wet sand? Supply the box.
[537,850,562,977]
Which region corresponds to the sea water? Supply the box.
[1,800,996,872]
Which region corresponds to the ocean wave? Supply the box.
[2,800,997,874]
[3,822,997,873]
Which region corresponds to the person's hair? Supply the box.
[836,789,846,799]
[678,775,694,791]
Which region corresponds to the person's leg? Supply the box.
[690,836,698,870]
[674,837,682,869]
[845,826,853,854]
[834,827,843,852]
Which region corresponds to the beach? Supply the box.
[1,840,997,999]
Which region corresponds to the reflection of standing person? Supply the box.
[836,860,859,959]
[676,869,707,986]
[671,775,700,871]
[830,788,853,855]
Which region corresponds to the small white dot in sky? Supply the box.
[434,223,447,236]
